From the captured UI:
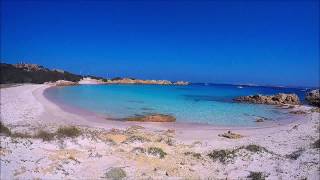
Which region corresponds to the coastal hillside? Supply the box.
[0,63,83,84]
[0,63,189,85]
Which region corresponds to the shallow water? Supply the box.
[47,84,306,126]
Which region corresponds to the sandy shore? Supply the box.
[1,84,319,179]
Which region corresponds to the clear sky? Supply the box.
[1,0,319,87]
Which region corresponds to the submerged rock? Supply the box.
[234,93,300,105]
[289,110,307,115]
[124,114,176,122]
[305,89,320,107]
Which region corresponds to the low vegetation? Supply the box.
[312,139,320,148]
[0,122,11,135]
[286,149,304,160]
[310,108,320,113]
[124,135,149,143]
[0,123,81,141]
[147,147,167,159]
[10,132,33,138]
[207,149,237,163]
[184,152,202,159]
[208,144,270,163]
[34,130,55,141]
[244,144,266,153]
[0,63,83,84]
[131,147,145,154]
[56,126,81,138]
[247,171,266,180]
[105,167,126,180]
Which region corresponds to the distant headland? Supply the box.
[0,63,189,86]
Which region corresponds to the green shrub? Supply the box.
[148,147,167,159]
[56,126,81,138]
[207,149,237,163]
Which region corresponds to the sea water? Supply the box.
[47,84,307,126]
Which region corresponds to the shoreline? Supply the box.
[43,84,309,130]
[1,84,319,179]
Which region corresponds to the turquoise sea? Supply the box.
[46,84,307,126]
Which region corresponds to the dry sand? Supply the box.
[0,84,319,179]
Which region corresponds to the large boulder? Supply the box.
[124,114,176,122]
[305,89,320,107]
[234,93,300,105]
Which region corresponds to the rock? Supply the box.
[124,114,176,122]
[173,81,190,85]
[105,78,173,85]
[290,110,307,115]
[78,77,105,84]
[54,80,78,86]
[305,89,320,107]
[218,131,243,139]
[234,93,300,105]
[255,118,264,122]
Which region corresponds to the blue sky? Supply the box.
[1,0,319,87]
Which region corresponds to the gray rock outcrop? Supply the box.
[305,89,320,107]
[234,93,300,105]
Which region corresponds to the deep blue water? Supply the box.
[47,84,307,126]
